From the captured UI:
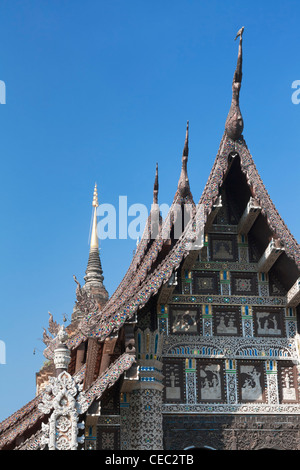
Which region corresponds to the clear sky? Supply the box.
[0,0,299,422]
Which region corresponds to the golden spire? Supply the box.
[92,183,99,208]
[90,183,99,249]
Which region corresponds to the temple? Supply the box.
[1,29,300,451]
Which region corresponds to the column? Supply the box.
[126,329,164,450]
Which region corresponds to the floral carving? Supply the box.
[38,371,86,450]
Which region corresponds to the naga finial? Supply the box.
[225,28,245,141]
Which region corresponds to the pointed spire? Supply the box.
[153,162,159,204]
[150,162,162,240]
[72,185,109,322]
[183,120,189,157]
[90,183,99,249]
[225,27,244,141]
[84,184,108,300]
[177,121,191,198]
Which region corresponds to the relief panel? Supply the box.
[238,361,266,403]
[209,234,238,262]
[98,427,120,450]
[163,360,184,403]
[169,306,200,335]
[198,360,225,403]
[253,307,285,338]
[193,271,219,295]
[230,272,258,296]
[278,362,299,403]
[269,271,287,297]
[212,305,241,336]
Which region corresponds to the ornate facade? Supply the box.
[0,29,299,451]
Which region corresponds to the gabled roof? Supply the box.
[70,131,299,344]
[43,31,299,361]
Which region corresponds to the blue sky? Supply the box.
[0,0,299,422]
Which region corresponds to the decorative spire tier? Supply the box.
[225,27,244,141]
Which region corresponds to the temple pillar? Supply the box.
[120,329,164,450]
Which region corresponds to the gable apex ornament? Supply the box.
[225,27,245,141]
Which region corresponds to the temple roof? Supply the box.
[1,28,299,449]
[68,132,299,346]
[39,29,299,360]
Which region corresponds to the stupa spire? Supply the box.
[90,183,99,249]
[225,27,244,141]
[83,184,108,305]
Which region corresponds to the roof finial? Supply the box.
[225,27,244,141]
[177,121,191,197]
[235,26,244,42]
[183,120,189,157]
[153,162,159,204]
